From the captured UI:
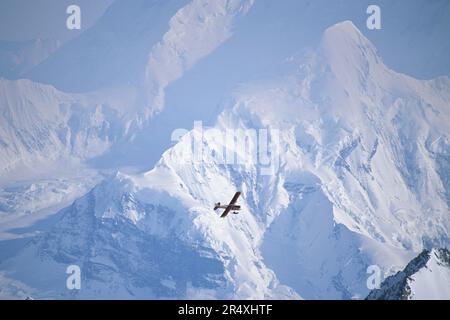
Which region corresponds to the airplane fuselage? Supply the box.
[215,205,241,210]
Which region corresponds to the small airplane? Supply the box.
[214,191,241,218]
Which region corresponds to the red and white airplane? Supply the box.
[214,192,241,218]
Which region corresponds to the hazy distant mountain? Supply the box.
[0,38,60,79]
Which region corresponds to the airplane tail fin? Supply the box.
[214,202,220,210]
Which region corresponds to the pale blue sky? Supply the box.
[0,0,113,42]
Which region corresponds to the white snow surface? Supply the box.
[407,249,450,300]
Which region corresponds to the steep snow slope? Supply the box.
[2,21,448,299]
[367,248,450,300]
[0,172,298,299]
[28,0,254,109]
[28,0,191,93]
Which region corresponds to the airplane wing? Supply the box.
[220,192,241,218]
[220,206,232,218]
[228,192,241,205]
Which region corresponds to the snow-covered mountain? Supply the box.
[0,0,258,174]
[3,0,450,173]
[1,17,448,299]
[0,172,299,299]
[26,0,450,95]
[367,248,450,300]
